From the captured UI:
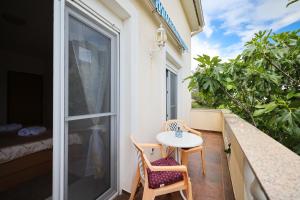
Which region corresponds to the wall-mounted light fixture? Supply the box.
[150,24,167,59]
[156,24,167,47]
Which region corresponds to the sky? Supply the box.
[191,0,300,70]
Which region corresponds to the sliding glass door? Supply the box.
[63,6,118,200]
[166,69,177,120]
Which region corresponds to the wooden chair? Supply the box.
[129,136,193,200]
[163,120,206,175]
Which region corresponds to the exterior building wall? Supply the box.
[130,0,192,139]
[122,0,193,192]
[70,0,193,193]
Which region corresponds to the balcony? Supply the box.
[116,130,234,200]
[116,109,300,200]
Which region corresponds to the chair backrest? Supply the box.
[163,120,186,132]
[130,135,147,181]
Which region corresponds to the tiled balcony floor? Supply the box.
[115,131,235,200]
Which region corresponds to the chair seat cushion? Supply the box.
[147,157,183,189]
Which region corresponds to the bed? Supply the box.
[0,130,81,192]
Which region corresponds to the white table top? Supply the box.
[156,131,203,148]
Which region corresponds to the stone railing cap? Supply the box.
[223,112,300,200]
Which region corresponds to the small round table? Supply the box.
[156,131,203,200]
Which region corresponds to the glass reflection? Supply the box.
[68,117,111,200]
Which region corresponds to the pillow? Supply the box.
[0,123,22,133]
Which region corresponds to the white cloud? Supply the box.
[254,0,298,21]
[202,15,214,38]
[191,37,244,70]
[202,0,246,15]
[221,42,244,61]
[270,11,300,31]
[191,36,221,70]
[208,0,300,38]
[191,0,300,65]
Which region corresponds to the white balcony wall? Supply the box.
[190,109,223,132]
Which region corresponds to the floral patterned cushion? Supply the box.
[147,157,183,189]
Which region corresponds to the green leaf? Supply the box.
[255,104,266,109]
[293,143,300,155]
[287,92,300,99]
[253,102,278,116]
[225,77,233,82]
[253,109,267,117]
[287,0,299,7]
[226,84,235,90]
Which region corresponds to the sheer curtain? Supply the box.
[71,40,109,178]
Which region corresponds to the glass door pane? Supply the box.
[65,7,118,200]
[68,15,111,116]
[166,69,177,120]
[67,116,111,200]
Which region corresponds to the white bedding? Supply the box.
[0,134,82,164]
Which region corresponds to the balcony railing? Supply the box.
[191,109,300,200]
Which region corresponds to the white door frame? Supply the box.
[53,0,65,199]
[53,0,120,199]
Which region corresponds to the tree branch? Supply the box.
[218,83,257,126]
[265,56,300,85]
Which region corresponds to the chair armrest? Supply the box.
[149,165,188,173]
[184,126,202,136]
[143,154,188,173]
[139,143,163,149]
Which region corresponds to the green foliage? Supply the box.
[287,0,299,7]
[187,30,300,154]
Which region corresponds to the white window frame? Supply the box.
[166,64,178,120]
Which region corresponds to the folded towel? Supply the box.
[0,123,23,133]
[17,126,46,137]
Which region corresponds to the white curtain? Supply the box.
[71,40,109,178]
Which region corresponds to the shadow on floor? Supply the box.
[115,131,235,200]
[0,173,52,200]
